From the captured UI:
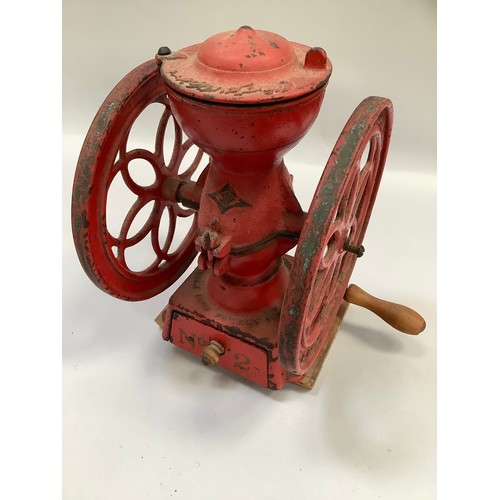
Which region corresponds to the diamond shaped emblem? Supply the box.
[208,183,252,214]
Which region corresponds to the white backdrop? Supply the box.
[63,1,436,498]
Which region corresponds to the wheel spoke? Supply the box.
[173,203,195,218]
[319,222,342,270]
[166,120,183,171]
[179,147,204,180]
[117,197,155,247]
[115,244,126,265]
[151,204,176,259]
[105,234,126,266]
[118,197,141,242]
[155,105,172,164]
[307,252,339,326]
[353,165,372,217]
[121,166,146,197]
[335,166,358,223]
[171,138,194,174]
[150,202,165,258]
[125,148,163,175]
[110,156,126,181]
[119,135,128,162]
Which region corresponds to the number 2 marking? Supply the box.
[234,353,250,371]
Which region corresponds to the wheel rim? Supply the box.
[278,96,393,375]
[72,60,207,301]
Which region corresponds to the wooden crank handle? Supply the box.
[344,284,426,335]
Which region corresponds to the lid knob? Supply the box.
[304,47,327,70]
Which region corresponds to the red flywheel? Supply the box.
[71,60,207,300]
[278,96,394,375]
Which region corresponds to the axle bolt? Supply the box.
[344,243,365,258]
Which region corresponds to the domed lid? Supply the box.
[158,26,332,104]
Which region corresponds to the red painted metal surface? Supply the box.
[164,74,327,312]
[162,261,300,389]
[71,60,207,300]
[72,27,395,389]
[278,97,394,375]
[158,26,332,104]
[170,312,269,387]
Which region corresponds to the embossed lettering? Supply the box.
[178,328,195,348]
[234,353,250,371]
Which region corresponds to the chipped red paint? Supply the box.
[170,312,269,387]
[164,75,325,296]
[278,97,393,375]
[158,26,332,104]
[72,28,394,389]
[162,262,301,389]
[71,60,207,300]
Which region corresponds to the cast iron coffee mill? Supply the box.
[72,27,425,390]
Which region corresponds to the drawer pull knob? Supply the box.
[201,340,225,366]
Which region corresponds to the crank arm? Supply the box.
[344,284,426,335]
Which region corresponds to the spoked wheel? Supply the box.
[278,96,394,375]
[72,60,207,301]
